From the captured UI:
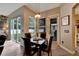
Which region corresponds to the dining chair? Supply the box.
[40,32,48,47]
[25,33,36,46]
[41,36,53,56]
[0,35,6,45]
[0,35,6,55]
[22,37,38,56]
[25,33,31,39]
[0,46,4,55]
[40,32,46,39]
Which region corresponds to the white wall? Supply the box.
[60,3,76,53]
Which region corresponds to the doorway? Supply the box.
[50,18,57,41]
[72,4,79,53]
[75,25,79,49]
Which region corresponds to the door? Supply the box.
[75,25,79,48]
[50,18,57,41]
[9,16,23,43]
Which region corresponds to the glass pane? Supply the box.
[29,16,35,27]
[13,19,17,42]
[29,16,36,38]
[10,18,17,42]
[10,20,14,41]
[39,18,45,26]
[29,27,35,32]
[39,27,45,32]
[14,20,17,29]
[50,18,57,24]
[17,16,22,42]
[29,16,36,32]
[39,18,46,32]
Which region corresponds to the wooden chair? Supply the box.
[42,36,53,56]
[40,32,46,39]
[0,35,6,55]
[22,37,38,56]
[0,35,6,45]
[24,33,35,46]
[25,33,31,39]
[40,32,48,47]
[0,46,4,55]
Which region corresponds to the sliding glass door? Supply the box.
[9,16,23,43]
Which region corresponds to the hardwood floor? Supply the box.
[75,46,79,56]
[2,41,79,56]
[33,41,73,56]
[41,41,72,56]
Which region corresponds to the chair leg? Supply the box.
[50,50,52,56]
[48,53,49,56]
[48,52,49,56]
[48,50,52,56]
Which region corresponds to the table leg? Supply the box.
[37,48,41,56]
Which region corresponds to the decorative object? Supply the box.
[64,30,69,33]
[0,15,7,29]
[61,15,70,26]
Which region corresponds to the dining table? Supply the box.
[30,37,46,56]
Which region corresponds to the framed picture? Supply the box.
[61,15,70,26]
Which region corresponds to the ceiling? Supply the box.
[0,3,62,16]
[25,3,61,13]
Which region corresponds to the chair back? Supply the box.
[22,38,31,56]
[25,33,31,39]
[0,35,6,45]
[48,36,53,51]
[40,32,46,39]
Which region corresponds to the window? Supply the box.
[29,16,36,37]
[39,18,46,32]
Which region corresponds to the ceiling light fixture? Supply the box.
[35,13,41,19]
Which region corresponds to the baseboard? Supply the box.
[59,44,75,55]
